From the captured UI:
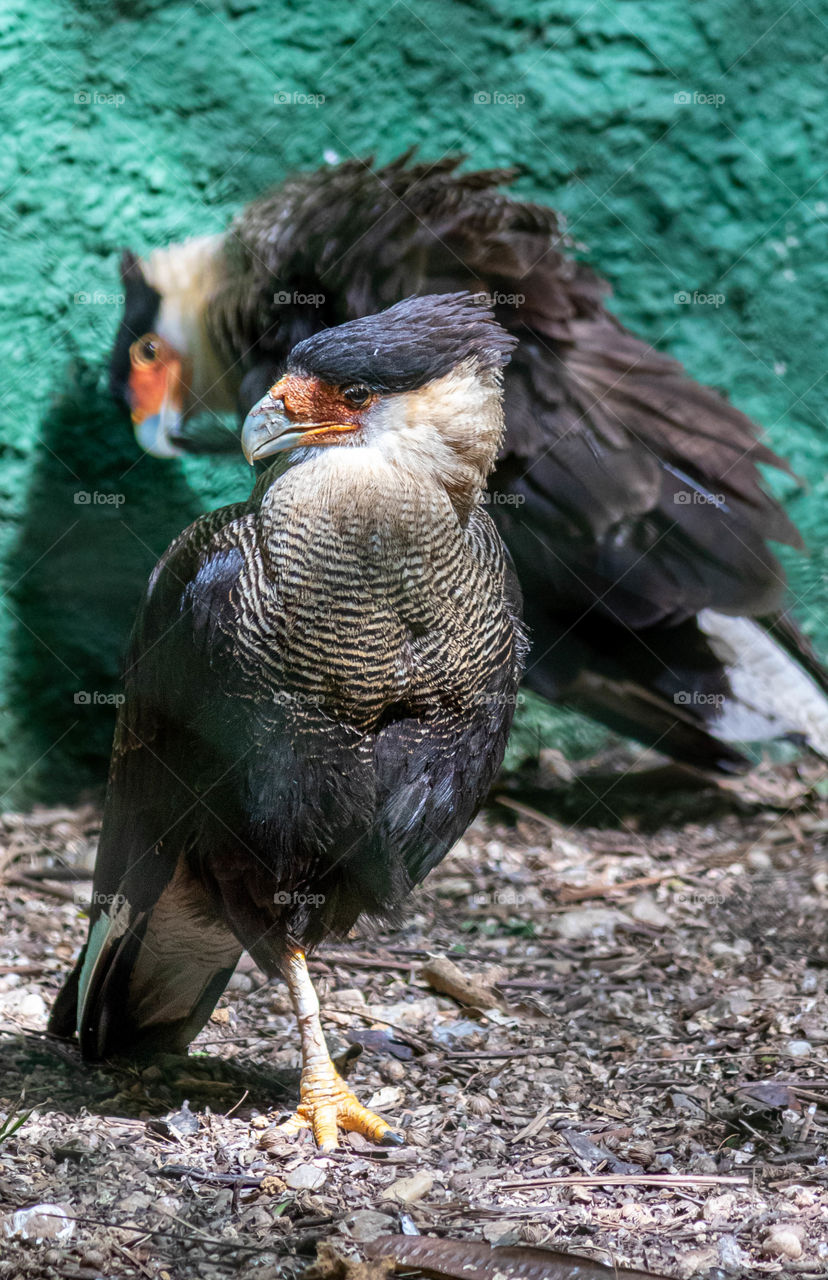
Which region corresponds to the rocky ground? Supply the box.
[0,754,827,1280]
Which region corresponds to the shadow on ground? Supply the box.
[3,1032,295,1121]
[3,363,207,807]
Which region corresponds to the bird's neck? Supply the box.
[141,234,239,415]
[256,447,468,588]
[362,362,506,523]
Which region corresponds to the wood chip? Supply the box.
[420,954,504,1009]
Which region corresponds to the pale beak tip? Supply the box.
[241,395,293,466]
[133,412,186,459]
[241,409,263,466]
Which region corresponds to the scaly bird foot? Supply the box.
[278,1062,404,1151]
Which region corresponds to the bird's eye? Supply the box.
[342,385,371,408]
[131,334,161,368]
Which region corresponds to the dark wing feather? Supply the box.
[50,504,250,1055]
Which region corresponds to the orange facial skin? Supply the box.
[128,334,188,425]
[269,374,376,444]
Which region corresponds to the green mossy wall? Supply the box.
[0,0,825,806]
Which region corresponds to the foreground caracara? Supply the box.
[50,294,525,1148]
[110,154,828,773]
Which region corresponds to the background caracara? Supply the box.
[110,153,828,775]
[49,293,526,1149]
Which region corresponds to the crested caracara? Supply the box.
[110,153,828,771]
[50,294,526,1149]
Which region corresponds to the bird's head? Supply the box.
[241,293,516,519]
[109,238,237,457]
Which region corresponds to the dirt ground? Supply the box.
[0,753,827,1280]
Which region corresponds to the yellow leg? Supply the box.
[278,948,404,1152]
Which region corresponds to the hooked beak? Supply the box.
[129,358,188,459]
[241,377,359,466]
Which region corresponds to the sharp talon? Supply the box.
[281,1064,397,1150]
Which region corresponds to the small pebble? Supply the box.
[339,1209,396,1242]
[3,1204,74,1242]
[764,1225,803,1259]
[630,893,670,928]
[285,1163,326,1191]
[551,907,631,940]
[380,1171,434,1204]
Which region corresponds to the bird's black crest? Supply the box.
[109,251,162,407]
[286,293,516,393]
